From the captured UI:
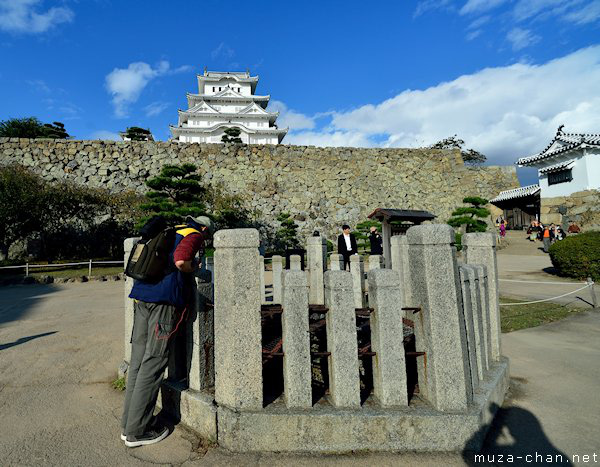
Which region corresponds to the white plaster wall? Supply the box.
[538,151,590,198]
[585,149,600,190]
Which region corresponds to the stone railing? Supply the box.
[121,224,509,453]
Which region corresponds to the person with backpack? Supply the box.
[121,215,214,448]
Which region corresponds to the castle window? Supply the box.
[548,168,573,185]
[212,87,215,92]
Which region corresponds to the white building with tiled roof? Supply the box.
[517,125,600,198]
[170,70,288,144]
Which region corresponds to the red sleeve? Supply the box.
[173,232,204,263]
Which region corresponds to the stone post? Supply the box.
[350,255,366,309]
[272,255,283,305]
[213,229,262,410]
[259,256,266,304]
[307,235,327,305]
[123,237,140,367]
[324,270,361,408]
[281,270,312,408]
[329,253,343,271]
[472,264,492,370]
[462,233,501,361]
[204,256,215,282]
[187,270,214,391]
[390,235,410,309]
[406,224,472,412]
[458,265,480,392]
[368,254,383,271]
[290,254,302,271]
[368,269,409,407]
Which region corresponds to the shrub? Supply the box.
[548,232,600,281]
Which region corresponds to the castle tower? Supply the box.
[170,70,288,144]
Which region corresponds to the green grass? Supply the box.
[29,266,123,279]
[112,376,126,391]
[500,297,584,333]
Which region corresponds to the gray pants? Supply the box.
[543,237,551,253]
[121,300,179,436]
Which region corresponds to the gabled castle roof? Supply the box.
[518,125,600,166]
[490,184,540,203]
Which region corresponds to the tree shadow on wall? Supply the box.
[462,402,572,466]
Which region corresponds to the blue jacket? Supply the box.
[129,226,200,307]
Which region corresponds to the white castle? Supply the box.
[170,70,288,144]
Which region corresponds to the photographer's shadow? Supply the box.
[463,403,572,466]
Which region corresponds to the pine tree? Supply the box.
[139,163,208,226]
[275,212,300,250]
[124,126,152,141]
[447,196,490,233]
[221,127,243,144]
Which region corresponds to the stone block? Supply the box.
[406,224,472,412]
[290,254,302,270]
[368,254,383,271]
[281,270,312,408]
[271,255,283,304]
[329,253,343,271]
[324,270,361,408]
[472,265,493,369]
[187,272,214,391]
[216,358,509,453]
[259,256,266,304]
[350,255,366,309]
[307,235,327,305]
[367,269,408,407]
[390,235,410,308]
[463,233,501,362]
[458,265,481,392]
[214,229,263,410]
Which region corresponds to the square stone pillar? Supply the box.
[282,270,312,408]
[462,233,501,361]
[368,269,408,407]
[472,264,492,370]
[324,270,361,408]
[307,235,327,305]
[406,224,472,412]
[214,229,263,410]
[123,237,140,365]
[391,235,411,309]
[290,255,302,271]
[259,256,266,304]
[329,253,343,271]
[368,255,383,271]
[271,255,283,304]
[187,270,214,391]
[350,255,366,309]
[458,265,480,392]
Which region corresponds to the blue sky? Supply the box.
[1,0,600,185]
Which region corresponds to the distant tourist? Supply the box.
[337,224,358,271]
[368,226,383,255]
[527,220,541,242]
[499,220,506,238]
[122,215,214,448]
[555,225,565,241]
[542,225,551,253]
[568,221,581,234]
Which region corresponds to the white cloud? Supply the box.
[0,0,74,33]
[460,0,508,15]
[26,78,50,93]
[564,0,600,24]
[294,46,600,165]
[105,60,187,118]
[90,130,121,141]
[144,101,170,117]
[506,27,541,50]
[466,29,482,41]
[268,100,315,131]
[413,0,453,18]
[211,42,234,59]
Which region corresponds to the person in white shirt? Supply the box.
[337,224,358,271]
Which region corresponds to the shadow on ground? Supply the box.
[0,284,59,326]
[0,331,57,351]
[463,402,572,466]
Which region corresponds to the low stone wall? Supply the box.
[0,138,519,239]
[541,189,600,230]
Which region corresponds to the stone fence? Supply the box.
[121,225,509,453]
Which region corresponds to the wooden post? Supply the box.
[381,219,391,269]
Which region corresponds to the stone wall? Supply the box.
[0,138,519,239]
[541,189,600,230]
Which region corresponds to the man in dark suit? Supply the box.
[337,224,358,271]
[368,226,383,255]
